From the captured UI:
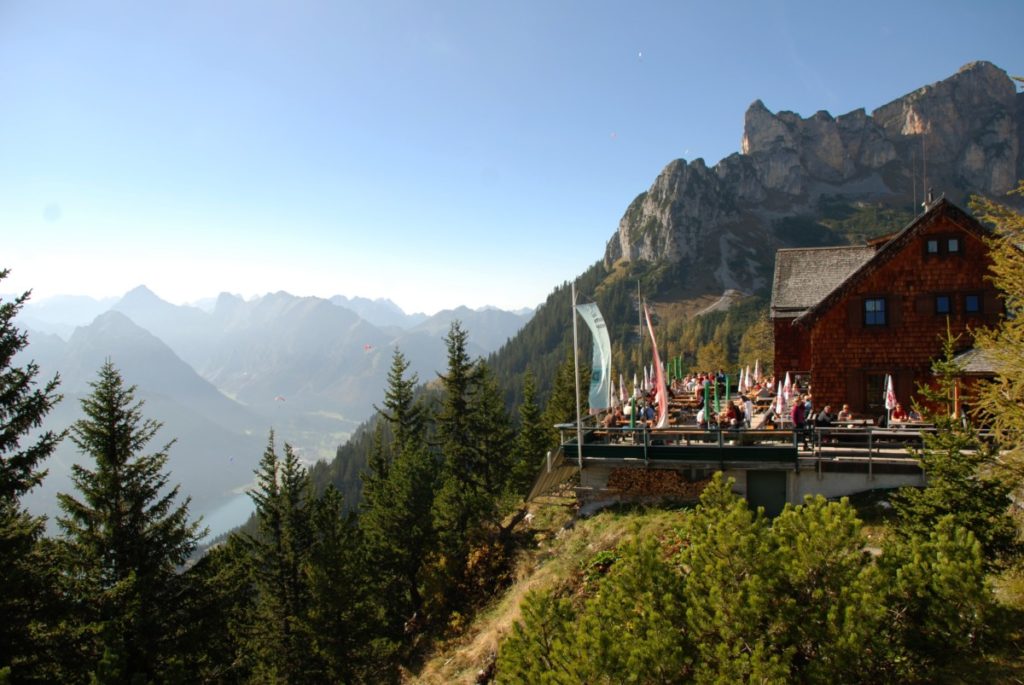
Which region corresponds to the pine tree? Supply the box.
[305,486,372,683]
[542,348,583,449]
[373,347,425,455]
[573,536,693,683]
[360,346,438,649]
[431,321,496,603]
[171,536,255,684]
[472,362,513,497]
[695,338,729,372]
[360,437,437,644]
[509,371,546,497]
[970,181,1024,484]
[879,517,992,680]
[56,360,202,683]
[0,274,64,681]
[893,327,1020,570]
[495,590,579,684]
[243,432,317,684]
[738,313,774,372]
[435,321,481,488]
[362,348,426,512]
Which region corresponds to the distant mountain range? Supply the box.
[15,287,532,530]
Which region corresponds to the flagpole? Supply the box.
[637,281,643,382]
[572,281,583,470]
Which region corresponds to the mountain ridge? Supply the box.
[603,60,1022,301]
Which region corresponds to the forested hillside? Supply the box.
[4,186,1024,682]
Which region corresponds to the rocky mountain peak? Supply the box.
[604,61,1022,299]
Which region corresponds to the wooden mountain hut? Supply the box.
[770,198,1002,418]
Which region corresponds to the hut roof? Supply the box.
[770,245,876,319]
[793,199,991,326]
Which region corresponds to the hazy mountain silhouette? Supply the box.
[16,294,117,338]
[329,294,428,329]
[17,286,533,525]
[112,285,215,369]
[21,311,266,527]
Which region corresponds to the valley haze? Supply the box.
[14,285,533,537]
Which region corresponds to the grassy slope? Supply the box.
[408,490,1024,684]
[408,494,690,683]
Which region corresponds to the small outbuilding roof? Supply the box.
[953,347,1000,375]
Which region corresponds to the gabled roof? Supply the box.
[770,245,876,318]
[793,199,991,326]
[953,347,999,375]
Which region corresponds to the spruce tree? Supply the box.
[431,321,494,601]
[509,371,546,497]
[893,327,1019,570]
[472,362,513,497]
[360,436,437,645]
[243,432,316,684]
[56,361,202,684]
[359,345,438,648]
[435,321,481,487]
[542,348,585,449]
[373,346,425,455]
[305,486,372,683]
[0,275,64,681]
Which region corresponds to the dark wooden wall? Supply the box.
[802,211,999,416]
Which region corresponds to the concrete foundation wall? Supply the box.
[577,461,925,508]
[790,469,924,502]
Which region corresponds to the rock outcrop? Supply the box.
[605,61,1023,297]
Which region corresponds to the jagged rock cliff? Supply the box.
[605,61,1023,297]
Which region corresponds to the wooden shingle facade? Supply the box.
[770,199,1001,417]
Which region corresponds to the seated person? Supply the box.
[696,406,707,428]
[837,404,854,422]
[724,401,741,428]
[602,406,623,429]
[890,403,910,423]
[815,405,834,427]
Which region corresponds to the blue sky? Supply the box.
[2,1,1022,314]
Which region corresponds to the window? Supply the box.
[965,294,980,313]
[935,295,951,315]
[865,373,886,416]
[864,297,886,326]
[924,235,964,257]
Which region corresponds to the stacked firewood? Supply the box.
[606,468,711,499]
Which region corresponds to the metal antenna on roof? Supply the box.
[911,146,917,216]
[921,132,928,212]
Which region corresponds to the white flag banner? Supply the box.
[884,374,896,411]
[575,302,613,414]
